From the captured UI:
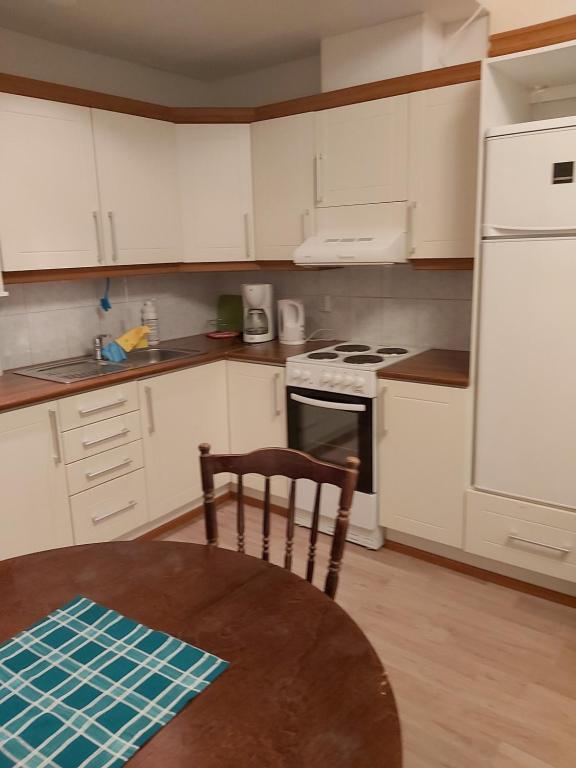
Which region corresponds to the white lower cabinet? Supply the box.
[0,403,72,559]
[70,470,148,545]
[140,362,229,521]
[378,380,468,547]
[465,491,576,582]
[227,361,287,495]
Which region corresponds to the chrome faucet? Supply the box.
[93,334,108,361]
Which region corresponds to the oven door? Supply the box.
[287,387,373,494]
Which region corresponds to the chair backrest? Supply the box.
[199,444,359,599]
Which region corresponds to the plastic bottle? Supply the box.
[142,299,159,346]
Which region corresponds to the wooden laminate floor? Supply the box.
[160,504,576,768]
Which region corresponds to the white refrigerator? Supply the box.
[475,120,576,510]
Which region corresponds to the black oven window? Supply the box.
[287,387,373,494]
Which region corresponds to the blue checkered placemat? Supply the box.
[0,596,229,767]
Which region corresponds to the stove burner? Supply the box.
[334,344,371,352]
[343,354,385,365]
[307,352,339,360]
[376,347,408,356]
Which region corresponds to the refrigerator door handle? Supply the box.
[484,224,576,236]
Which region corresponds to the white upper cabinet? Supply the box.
[0,95,102,271]
[91,109,182,264]
[251,113,315,260]
[315,96,409,207]
[408,82,480,260]
[177,124,254,262]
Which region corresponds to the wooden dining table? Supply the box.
[0,541,402,767]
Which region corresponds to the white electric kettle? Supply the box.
[278,299,306,345]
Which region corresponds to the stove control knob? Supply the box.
[354,376,365,390]
[292,368,302,381]
[321,372,332,384]
[332,374,343,385]
[343,375,354,386]
[301,369,311,380]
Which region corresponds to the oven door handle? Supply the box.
[290,393,367,412]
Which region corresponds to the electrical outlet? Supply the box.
[321,295,332,313]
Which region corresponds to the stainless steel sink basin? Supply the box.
[14,348,201,383]
[124,348,197,367]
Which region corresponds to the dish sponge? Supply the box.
[116,326,150,353]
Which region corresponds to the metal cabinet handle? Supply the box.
[108,211,119,262]
[244,213,252,259]
[86,457,132,481]
[314,155,324,203]
[273,372,283,417]
[301,209,311,242]
[48,409,62,465]
[92,211,104,264]
[82,427,130,449]
[92,500,137,524]
[78,397,127,416]
[407,202,417,257]
[507,534,572,555]
[145,386,156,434]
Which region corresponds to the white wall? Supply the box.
[482,0,575,34]
[0,26,208,106]
[209,55,321,107]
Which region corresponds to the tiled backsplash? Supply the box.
[0,266,473,371]
[219,266,474,350]
[0,274,220,369]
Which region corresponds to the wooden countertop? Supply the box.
[0,337,469,413]
[0,336,332,414]
[378,349,470,388]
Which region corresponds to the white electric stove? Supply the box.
[285,342,423,549]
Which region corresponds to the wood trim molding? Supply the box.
[0,61,481,125]
[385,540,576,609]
[254,62,481,121]
[489,14,576,57]
[1,260,337,284]
[410,258,474,271]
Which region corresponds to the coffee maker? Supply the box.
[242,284,275,343]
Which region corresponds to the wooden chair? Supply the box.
[199,444,359,599]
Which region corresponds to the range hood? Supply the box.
[294,202,409,266]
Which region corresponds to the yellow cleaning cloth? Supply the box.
[116,326,150,353]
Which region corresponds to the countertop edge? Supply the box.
[0,340,470,413]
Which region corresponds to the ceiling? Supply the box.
[0,0,480,80]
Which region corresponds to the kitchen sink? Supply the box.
[14,348,201,384]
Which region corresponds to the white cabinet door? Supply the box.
[177,125,254,262]
[251,114,315,260]
[227,361,287,495]
[0,95,101,271]
[315,96,408,207]
[379,380,468,547]
[0,403,72,560]
[92,109,182,264]
[140,363,229,521]
[409,82,480,260]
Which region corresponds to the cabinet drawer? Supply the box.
[67,441,144,496]
[62,411,141,464]
[71,469,148,544]
[59,383,139,431]
[465,491,576,582]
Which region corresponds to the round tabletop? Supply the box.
[0,541,402,767]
